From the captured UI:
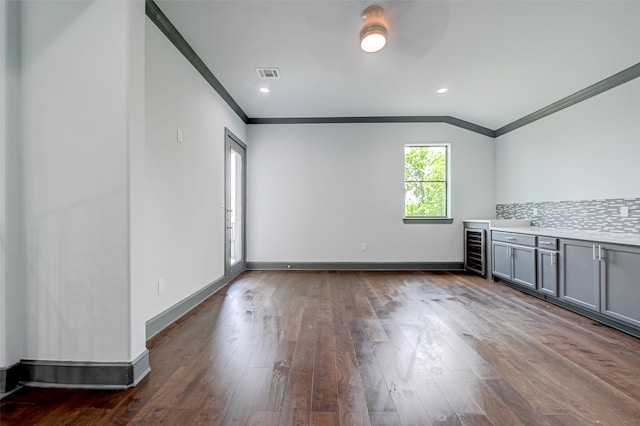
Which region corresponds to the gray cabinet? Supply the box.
[537,250,558,296]
[537,237,558,296]
[561,239,640,326]
[559,239,600,311]
[492,231,536,289]
[488,230,640,336]
[511,245,537,288]
[600,244,640,328]
[491,241,511,280]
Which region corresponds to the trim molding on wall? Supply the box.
[145,0,249,123]
[0,363,22,394]
[18,350,150,390]
[247,262,464,271]
[247,116,495,137]
[146,0,640,138]
[2,271,244,394]
[494,62,640,137]
[146,273,238,340]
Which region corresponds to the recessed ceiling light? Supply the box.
[437,87,448,94]
[259,87,270,94]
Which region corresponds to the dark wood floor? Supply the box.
[3,271,640,425]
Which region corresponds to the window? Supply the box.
[404,144,451,223]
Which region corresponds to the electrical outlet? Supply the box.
[158,278,166,294]
[361,243,367,251]
[620,206,629,217]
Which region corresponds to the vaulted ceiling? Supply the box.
[153,0,640,132]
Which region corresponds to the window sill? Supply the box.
[403,217,454,224]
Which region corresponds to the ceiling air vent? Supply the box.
[256,68,280,79]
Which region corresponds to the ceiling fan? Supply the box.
[305,1,450,72]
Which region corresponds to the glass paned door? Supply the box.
[225,129,246,276]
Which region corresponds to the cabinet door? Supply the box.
[560,240,599,311]
[538,249,558,296]
[512,245,536,289]
[600,244,640,327]
[492,242,511,280]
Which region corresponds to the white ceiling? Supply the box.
[155,0,640,130]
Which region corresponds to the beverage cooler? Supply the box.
[464,228,486,277]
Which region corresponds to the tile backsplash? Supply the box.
[496,198,640,234]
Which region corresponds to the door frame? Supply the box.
[224,128,247,279]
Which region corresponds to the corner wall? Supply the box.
[247,123,495,264]
[144,18,246,322]
[16,0,146,369]
[2,0,26,390]
[495,77,640,204]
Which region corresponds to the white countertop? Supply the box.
[491,226,640,247]
[463,219,531,227]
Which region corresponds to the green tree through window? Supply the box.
[404,145,448,217]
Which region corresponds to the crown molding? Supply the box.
[495,62,640,137]
[247,116,495,137]
[145,0,249,123]
[146,1,640,138]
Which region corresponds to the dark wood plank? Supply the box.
[410,370,461,426]
[218,367,273,425]
[369,411,402,425]
[311,411,340,426]
[331,277,372,426]
[312,319,339,413]
[3,271,640,426]
[350,318,397,414]
[278,306,318,426]
[247,410,280,425]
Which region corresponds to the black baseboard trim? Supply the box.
[146,274,236,340]
[131,349,152,386]
[246,261,464,271]
[19,349,150,390]
[1,363,23,394]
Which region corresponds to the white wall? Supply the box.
[0,0,8,369]
[1,0,26,372]
[247,123,495,263]
[127,0,147,363]
[19,0,145,362]
[145,19,246,321]
[496,77,640,204]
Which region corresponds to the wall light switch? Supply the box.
[177,129,183,143]
[158,278,166,294]
[620,206,629,217]
[532,207,538,216]
[361,243,367,251]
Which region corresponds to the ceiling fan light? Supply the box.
[360,26,387,53]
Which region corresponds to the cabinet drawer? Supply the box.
[537,236,558,250]
[492,231,536,246]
